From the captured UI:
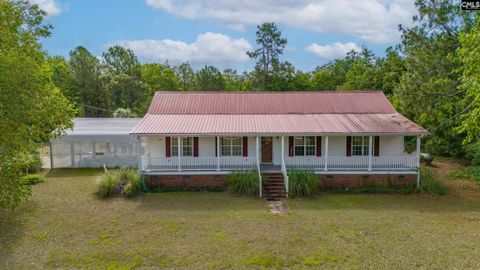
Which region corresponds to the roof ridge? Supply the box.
[154,90,385,94]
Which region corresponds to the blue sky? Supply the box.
[36,0,417,71]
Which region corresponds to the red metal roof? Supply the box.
[147,91,396,115]
[131,91,427,135]
[131,113,427,135]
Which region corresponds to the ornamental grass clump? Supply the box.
[96,168,142,198]
[227,171,259,197]
[418,166,446,195]
[287,170,321,198]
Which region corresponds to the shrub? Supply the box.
[22,174,44,185]
[287,170,321,198]
[449,166,480,183]
[96,168,141,198]
[418,166,446,195]
[465,142,480,165]
[21,153,42,173]
[227,171,259,197]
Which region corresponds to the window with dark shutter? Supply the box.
[374,136,380,156]
[243,137,248,157]
[346,136,352,156]
[193,137,199,157]
[165,137,171,157]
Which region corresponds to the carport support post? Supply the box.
[324,136,329,171]
[70,142,75,168]
[49,142,54,169]
[92,142,96,167]
[136,137,142,172]
[216,136,220,171]
[368,136,373,171]
[177,137,181,172]
[416,136,421,188]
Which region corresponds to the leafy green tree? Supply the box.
[102,45,141,76]
[310,50,360,91]
[69,46,108,116]
[377,47,405,96]
[141,63,180,92]
[48,56,77,103]
[340,48,382,91]
[176,62,195,91]
[456,14,480,144]
[0,0,75,211]
[247,22,287,90]
[103,73,149,115]
[195,65,225,91]
[394,0,475,156]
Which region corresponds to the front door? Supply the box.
[261,137,273,163]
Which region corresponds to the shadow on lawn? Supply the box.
[0,201,37,269]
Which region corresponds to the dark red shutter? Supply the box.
[193,137,199,157]
[215,137,218,157]
[316,136,322,156]
[165,137,171,157]
[374,136,380,156]
[346,136,352,156]
[288,136,294,156]
[242,137,248,157]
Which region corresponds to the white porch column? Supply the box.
[324,136,329,171]
[216,136,220,171]
[416,136,421,188]
[256,136,260,165]
[70,142,75,168]
[177,137,181,172]
[281,136,285,165]
[256,136,261,197]
[368,136,373,171]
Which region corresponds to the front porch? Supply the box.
[138,135,421,173]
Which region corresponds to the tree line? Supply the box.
[1,0,479,210]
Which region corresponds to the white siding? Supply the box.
[144,135,406,160]
[379,135,404,155]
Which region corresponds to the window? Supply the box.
[351,136,374,156]
[294,136,316,156]
[221,137,242,156]
[171,137,193,156]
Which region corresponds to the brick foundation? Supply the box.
[144,174,227,190]
[144,173,416,191]
[319,174,416,189]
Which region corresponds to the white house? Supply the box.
[130,91,427,198]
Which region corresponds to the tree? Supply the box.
[69,46,108,116]
[103,73,149,115]
[113,108,138,118]
[340,48,382,91]
[456,14,480,144]
[141,63,180,92]
[0,0,75,211]
[195,65,225,91]
[247,22,287,90]
[176,62,195,91]
[102,45,140,76]
[394,0,475,156]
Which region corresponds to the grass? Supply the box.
[96,168,141,198]
[449,165,480,183]
[288,170,321,198]
[226,171,259,197]
[2,162,480,269]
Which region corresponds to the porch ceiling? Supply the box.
[130,113,427,135]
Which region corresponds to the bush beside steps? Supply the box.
[227,171,259,197]
[96,168,142,198]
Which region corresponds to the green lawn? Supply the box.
[2,159,480,269]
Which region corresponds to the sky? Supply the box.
[34,0,418,71]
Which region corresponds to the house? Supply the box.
[130,91,427,198]
[50,118,141,168]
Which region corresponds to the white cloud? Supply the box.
[109,32,252,65]
[29,0,62,17]
[305,42,361,59]
[144,0,416,43]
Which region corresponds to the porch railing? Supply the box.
[144,156,257,172]
[285,154,417,171]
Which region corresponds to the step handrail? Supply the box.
[281,160,289,197]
